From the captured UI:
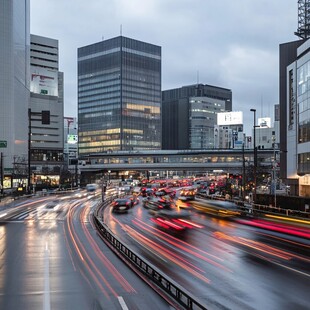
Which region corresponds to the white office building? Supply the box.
[286,39,310,197]
[29,34,64,189]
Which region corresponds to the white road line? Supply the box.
[44,242,51,310]
[273,261,310,278]
[117,296,129,310]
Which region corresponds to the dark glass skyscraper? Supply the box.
[78,36,161,155]
[162,84,232,150]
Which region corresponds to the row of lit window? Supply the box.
[79,128,121,136]
[125,103,160,113]
[90,155,249,165]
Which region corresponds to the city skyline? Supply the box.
[31,0,297,135]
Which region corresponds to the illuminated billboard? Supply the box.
[258,117,271,128]
[30,66,58,96]
[67,134,78,144]
[217,111,243,125]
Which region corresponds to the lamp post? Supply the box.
[108,170,111,184]
[250,109,257,202]
[272,135,277,208]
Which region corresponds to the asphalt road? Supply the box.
[104,195,310,310]
[0,195,175,310]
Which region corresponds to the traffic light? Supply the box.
[42,110,50,124]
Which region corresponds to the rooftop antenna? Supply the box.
[120,24,122,36]
[102,36,104,41]
[197,70,200,85]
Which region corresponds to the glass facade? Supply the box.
[0,1,30,171]
[189,97,225,149]
[78,36,161,155]
[297,60,310,175]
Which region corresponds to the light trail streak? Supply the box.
[265,214,310,225]
[124,224,211,284]
[133,217,232,272]
[81,205,136,294]
[213,231,310,262]
[236,218,310,239]
[66,201,112,299]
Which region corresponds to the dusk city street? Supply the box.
[1,1,310,310]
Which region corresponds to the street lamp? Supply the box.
[108,170,111,184]
[272,135,277,208]
[250,109,257,203]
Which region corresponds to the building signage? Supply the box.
[217,111,243,126]
[258,117,271,128]
[0,140,7,148]
[67,134,78,144]
[30,66,58,96]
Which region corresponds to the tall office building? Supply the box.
[279,1,310,196]
[29,34,64,189]
[0,1,30,190]
[77,36,161,155]
[162,84,232,150]
[285,40,310,197]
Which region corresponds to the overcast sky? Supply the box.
[30,0,298,135]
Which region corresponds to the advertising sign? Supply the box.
[67,134,78,144]
[258,117,271,128]
[30,66,58,96]
[217,111,243,125]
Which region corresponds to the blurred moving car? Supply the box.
[178,186,197,201]
[151,209,193,233]
[112,198,131,213]
[156,187,176,198]
[142,194,173,211]
[128,195,140,207]
[141,187,154,197]
[132,187,141,196]
[43,199,61,212]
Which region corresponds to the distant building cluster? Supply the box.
[0,1,309,196]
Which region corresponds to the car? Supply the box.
[178,186,197,201]
[142,194,173,211]
[111,198,131,213]
[43,199,61,212]
[141,187,154,197]
[151,209,192,233]
[156,187,176,198]
[128,195,140,207]
[132,187,141,196]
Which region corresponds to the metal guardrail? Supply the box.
[93,198,208,310]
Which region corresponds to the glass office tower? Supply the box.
[78,36,161,155]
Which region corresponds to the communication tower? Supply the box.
[295,0,310,39]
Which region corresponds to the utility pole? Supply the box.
[250,109,257,202]
[242,143,246,200]
[28,108,31,194]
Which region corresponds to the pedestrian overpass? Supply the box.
[78,148,275,180]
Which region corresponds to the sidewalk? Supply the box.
[0,196,14,209]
